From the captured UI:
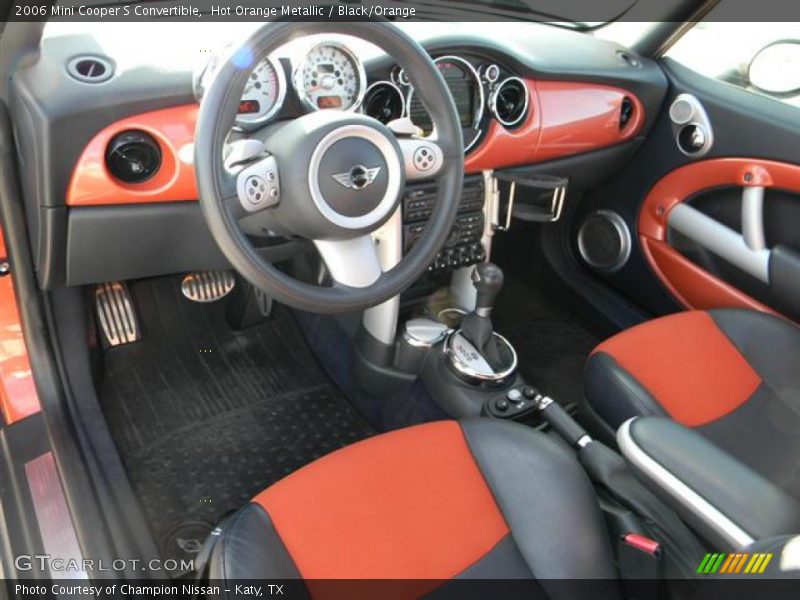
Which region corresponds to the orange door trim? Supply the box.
[639,158,800,315]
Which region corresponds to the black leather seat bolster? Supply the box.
[584,352,667,430]
[460,419,620,592]
[209,503,306,584]
[618,417,800,551]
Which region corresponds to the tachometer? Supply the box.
[295,42,366,112]
[195,53,286,130]
[237,57,286,127]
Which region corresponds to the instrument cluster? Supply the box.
[195,41,529,150]
[195,39,368,130]
[366,54,530,151]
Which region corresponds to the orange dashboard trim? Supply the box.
[68,81,644,205]
[464,79,542,173]
[534,81,644,162]
[67,105,199,206]
[466,80,643,173]
[639,158,800,316]
[0,228,41,424]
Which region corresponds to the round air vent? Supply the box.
[67,56,114,83]
[677,123,708,156]
[105,131,162,184]
[362,81,405,125]
[577,210,632,274]
[490,77,529,127]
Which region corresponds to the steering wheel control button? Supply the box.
[398,138,444,181]
[523,386,538,400]
[495,399,509,412]
[236,155,280,212]
[413,146,435,171]
[247,176,267,203]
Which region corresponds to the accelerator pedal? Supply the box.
[95,281,141,347]
[181,271,236,303]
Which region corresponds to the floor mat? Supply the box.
[492,276,599,408]
[99,277,374,565]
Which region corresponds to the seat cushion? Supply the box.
[210,420,620,598]
[586,308,800,496]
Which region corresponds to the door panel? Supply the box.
[639,158,800,320]
[570,58,800,321]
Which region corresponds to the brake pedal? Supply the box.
[181,271,236,303]
[95,282,141,347]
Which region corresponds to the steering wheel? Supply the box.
[195,21,464,314]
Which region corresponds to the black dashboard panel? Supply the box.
[7,23,668,288]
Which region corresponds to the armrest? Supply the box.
[618,417,800,550]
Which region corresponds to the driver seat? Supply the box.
[209,419,620,598]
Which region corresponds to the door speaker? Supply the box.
[577,210,632,273]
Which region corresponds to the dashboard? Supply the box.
[194,39,526,154]
[7,23,669,288]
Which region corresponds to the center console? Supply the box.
[398,261,544,422]
[402,174,487,271]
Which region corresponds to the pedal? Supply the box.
[253,286,273,318]
[95,282,141,347]
[181,271,236,303]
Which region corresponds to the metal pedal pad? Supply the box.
[181,271,236,303]
[253,286,273,318]
[95,282,140,347]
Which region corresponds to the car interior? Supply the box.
[1,2,800,597]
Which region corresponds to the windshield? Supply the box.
[453,0,637,26]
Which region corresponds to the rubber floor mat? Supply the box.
[492,276,599,409]
[99,277,374,565]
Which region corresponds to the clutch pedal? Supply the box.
[95,282,141,347]
[181,271,236,303]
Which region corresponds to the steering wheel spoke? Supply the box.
[314,236,382,288]
[225,154,281,217]
[397,137,445,181]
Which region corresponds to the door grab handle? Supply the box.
[742,186,766,252]
[668,203,770,283]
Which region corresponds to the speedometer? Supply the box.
[237,57,286,127]
[294,42,366,112]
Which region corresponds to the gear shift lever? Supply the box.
[460,262,506,369]
[472,262,504,318]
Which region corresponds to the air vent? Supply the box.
[362,82,405,125]
[105,131,162,184]
[67,56,114,83]
[490,77,529,128]
[619,97,634,130]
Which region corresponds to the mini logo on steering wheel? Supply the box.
[331,165,381,190]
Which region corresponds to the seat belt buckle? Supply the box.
[618,533,663,599]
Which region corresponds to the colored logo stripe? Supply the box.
[698,553,773,575]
